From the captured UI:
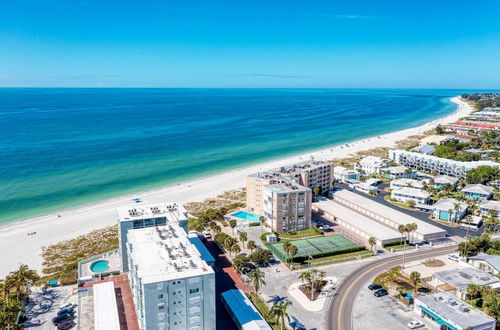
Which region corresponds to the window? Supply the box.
[158,294,163,300]
[189,288,199,294]
[158,303,164,310]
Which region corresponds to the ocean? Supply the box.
[0,88,460,224]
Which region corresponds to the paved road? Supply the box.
[326,245,457,330]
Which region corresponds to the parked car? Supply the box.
[57,320,76,330]
[368,283,382,290]
[52,313,75,326]
[59,302,77,310]
[373,289,388,297]
[417,287,430,293]
[448,254,460,262]
[408,320,424,329]
[57,308,75,316]
[202,231,212,239]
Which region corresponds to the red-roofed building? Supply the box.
[445,121,500,134]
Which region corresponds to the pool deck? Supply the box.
[227,209,261,223]
[79,250,122,278]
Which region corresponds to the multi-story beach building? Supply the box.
[389,150,499,178]
[126,224,215,330]
[333,166,360,183]
[262,182,312,233]
[118,203,189,271]
[246,160,332,225]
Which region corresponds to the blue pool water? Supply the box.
[231,211,261,222]
[0,88,466,224]
[90,260,110,273]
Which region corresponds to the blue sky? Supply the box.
[0,0,499,88]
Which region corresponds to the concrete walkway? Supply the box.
[288,276,338,311]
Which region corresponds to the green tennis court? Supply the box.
[268,234,359,261]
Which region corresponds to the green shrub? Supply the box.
[249,222,260,227]
[383,240,407,248]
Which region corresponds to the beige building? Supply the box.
[246,160,331,233]
[262,183,311,233]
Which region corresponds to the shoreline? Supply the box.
[0,96,473,277]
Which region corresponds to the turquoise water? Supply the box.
[0,88,465,224]
[231,211,261,222]
[90,260,110,273]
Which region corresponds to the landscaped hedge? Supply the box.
[291,245,366,263]
[249,222,261,227]
[383,240,407,248]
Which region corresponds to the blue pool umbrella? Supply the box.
[289,315,306,329]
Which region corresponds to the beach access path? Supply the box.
[0,97,473,278]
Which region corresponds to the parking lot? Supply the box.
[24,285,78,329]
[352,279,439,330]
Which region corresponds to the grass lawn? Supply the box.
[387,244,416,251]
[246,292,280,330]
[383,195,415,210]
[430,217,461,228]
[291,249,372,268]
[279,228,323,239]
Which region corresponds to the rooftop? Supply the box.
[433,198,468,212]
[462,184,494,195]
[416,291,495,329]
[434,175,459,185]
[411,144,436,155]
[127,224,213,284]
[469,253,500,272]
[432,267,499,291]
[93,281,120,330]
[391,178,423,189]
[334,166,359,175]
[392,187,430,198]
[382,165,410,174]
[357,156,387,167]
[117,203,188,223]
[479,200,500,212]
[332,189,446,237]
[314,198,401,242]
[221,289,271,330]
[263,182,311,193]
[249,160,331,181]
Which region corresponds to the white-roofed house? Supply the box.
[354,156,388,175]
[432,198,468,222]
[390,178,424,190]
[391,187,430,205]
[462,184,494,201]
[381,166,417,179]
[479,200,500,218]
[468,253,500,275]
[433,175,459,189]
[333,166,360,183]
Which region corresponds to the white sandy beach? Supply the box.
[0,96,473,277]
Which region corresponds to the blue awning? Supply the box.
[188,234,215,266]
[419,305,459,330]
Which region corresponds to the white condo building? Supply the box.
[118,203,189,271]
[355,156,388,174]
[126,224,216,330]
[389,149,499,178]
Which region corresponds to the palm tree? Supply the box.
[448,208,453,222]
[298,270,311,285]
[283,241,292,261]
[209,221,217,235]
[247,240,256,253]
[248,269,266,294]
[229,219,237,235]
[213,224,222,234]
[466,284,481,299]
[408,223,418,244]
[259,216,266,235]
[453,202,462,222]
[410,271,421,291]
[368,237,376,254]
[288,245,298,265]
[9,265,39,302]
[313,187,321,201]
[484,291,500,322]
[239,232,248,248]
[270,300,292,330]
[398,224,406,246]
[230,243,241,256]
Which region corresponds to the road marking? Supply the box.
[336,246,456,330]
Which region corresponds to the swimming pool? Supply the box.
[231,211,261,223]
[90,260,110,273]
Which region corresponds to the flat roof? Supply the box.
[332,189,446,237]
[117,203,188,223]
[187,233,215,265]
[433,267,499,291]
[314,199,401,242]
[127,224,213,284]
[416,292,495,328]
[221,289,271,330]
[93,281,120,330]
